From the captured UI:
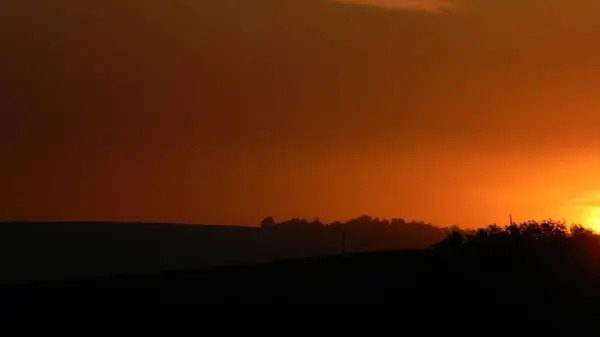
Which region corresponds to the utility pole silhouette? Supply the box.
[509,214,513,225]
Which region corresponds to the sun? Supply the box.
[582,207,600,232]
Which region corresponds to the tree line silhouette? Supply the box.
[259,214,448,253]
[435,219,597,251]
[258,215,600,274]
[260,215,598,252]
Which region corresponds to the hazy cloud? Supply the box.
[331,0,458,13]
[570,191,600,208]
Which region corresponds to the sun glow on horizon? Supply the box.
[582,207,600,233]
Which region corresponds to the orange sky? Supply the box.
[2,0,600,228]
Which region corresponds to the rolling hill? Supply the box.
[0,220,445,284]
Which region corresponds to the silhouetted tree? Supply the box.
[571,224,594,236]
[261,216,276,229]
[310,217,323,227]
[434,229,465,251]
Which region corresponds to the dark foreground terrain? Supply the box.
[4,220,600,331]
[4,246,600,313]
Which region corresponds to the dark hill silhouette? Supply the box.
[0,221,261,285]
[0,216,446,285]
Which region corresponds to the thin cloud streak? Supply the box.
[569,191,600,208]
[331,0,458,13]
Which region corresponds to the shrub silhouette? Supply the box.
[434,219,600,274]
[435,219,594,248]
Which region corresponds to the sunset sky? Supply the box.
[2,0,600,228]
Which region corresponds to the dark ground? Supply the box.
[3,221,600,332]
[4,248,600,314]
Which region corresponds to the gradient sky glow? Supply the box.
[331,0,458,12]
[2,0,600,228]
